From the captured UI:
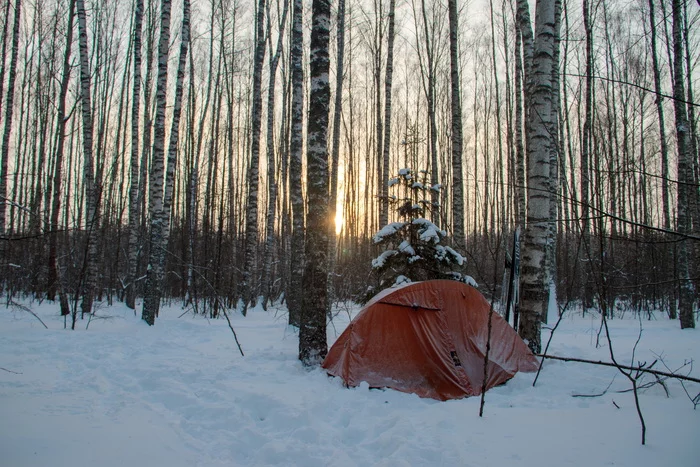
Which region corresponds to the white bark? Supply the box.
[299,0,331,367]
[518,0,558,354]
[142,0,172,325]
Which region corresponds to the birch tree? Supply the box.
[288,0,304,327]
[671,0,695,330]
[0,0,21,238]
[47,0,75,304]
[518,0,559,354]
[647,0,670,231]
[262,0,289,310]
[299,0,331,366]
[448,0,464,250]
[126,0,144,309]
[76,0,100,317]
[327,0,346,306]
[241,0,267,313]
[142,0,172,325]
[379,0,396,230]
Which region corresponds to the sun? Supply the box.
[334,205,345,235]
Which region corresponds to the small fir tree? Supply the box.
[365,168,475,300]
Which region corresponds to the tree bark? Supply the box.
[241,0,267,314]
[142,0,172,326]
[670,0,695,330]
[126,0,144,309]
[448,0,464,251]
[647,0,671,231]
[262,0,289,310]
[518,0,558,354]
[0,0,21,239]
[379,0,396,230]
[327,0,346,309]
[288,0,304,327]
[76,0,100,317]
[47,0,76,304]
[299,0,331,366]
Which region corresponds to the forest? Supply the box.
[0,0,697,361]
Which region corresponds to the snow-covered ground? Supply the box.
[1,298,698,467]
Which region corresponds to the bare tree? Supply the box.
[142,0,172,325]
[0,0,21,239]
[76,0,100,318]
[379,0,396,229]
[517,0,559,354]
[299,0,331,366]
[647,0,671,231]
[47,0,76,306]
[241,0,267,313]
[262,0,289,310]
[327,0,346,307]
[288,0,304,327]
[448,0,464,251]
[126,0,145,310]
[670,0,695,330]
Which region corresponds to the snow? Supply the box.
[372,250,397,268]
[462,275,478,287]
[412,218,446,243]
[444,246,465,266]
[397,240,415,256]
[1,299,699,467]
[393,275,411,287]
[373,222,406,243]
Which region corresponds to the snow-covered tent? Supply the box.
[322,280,539,400]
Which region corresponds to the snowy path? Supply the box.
[1,300,698,466]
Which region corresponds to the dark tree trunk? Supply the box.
[299,0,331,366]
[288,0,304,327]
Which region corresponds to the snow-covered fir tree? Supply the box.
[365,168,475,301]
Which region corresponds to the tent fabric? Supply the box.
[322,280,539,401]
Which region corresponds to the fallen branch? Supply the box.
[536,353,700,384]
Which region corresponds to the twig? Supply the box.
[219,305,245,357]
[602,313,645,445]
[9,300,48,329]
[0,366,22,374]
[535,353,700,384]
[572,376,617,398]
[653,354,698,408]
[533,306,567,387]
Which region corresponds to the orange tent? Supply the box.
[322,280,539,401]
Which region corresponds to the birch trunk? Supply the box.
[142,0,171,326]
[262,0,289,310]
[671,0,695,330]
[126,0,144,309]
[47,0,76,304]
[76,0,100,317]
[580,0,593,307]
[288,0,304,327]
[379,0,396,230]
[545,0,562,321]
[448,0,464,250]
[299,0,331,366]
[518,0,557,354]
[241,0,267,314]
[647,0,671,231]
[327,0,345,308]
[0,0,21,239]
